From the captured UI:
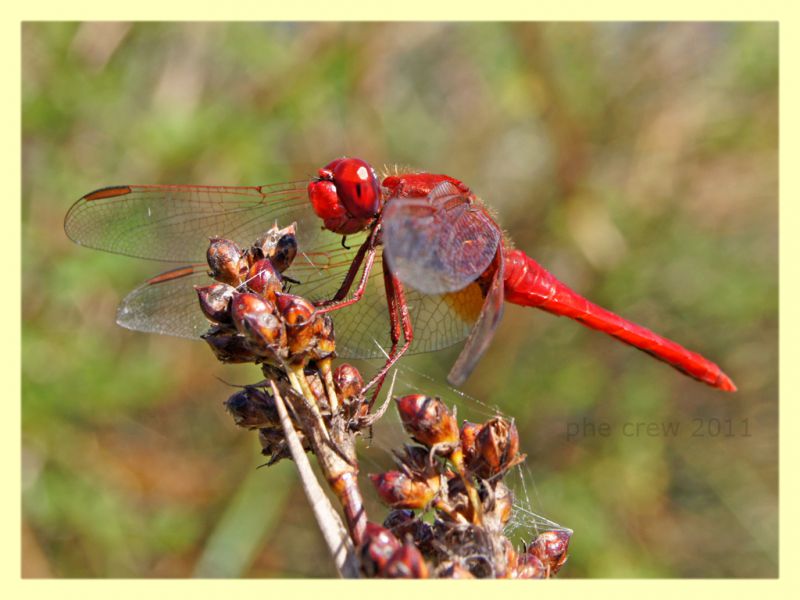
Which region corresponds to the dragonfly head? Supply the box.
[308,157,382,234]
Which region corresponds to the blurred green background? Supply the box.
[22,22,777,578]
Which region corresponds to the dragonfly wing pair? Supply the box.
[66,183,503,367]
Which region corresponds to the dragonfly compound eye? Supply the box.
[331,157,381,219]
[308,157,380,234]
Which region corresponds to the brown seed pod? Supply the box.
[459,420,482,466]
[202,328,256,364]
[514,553,547,579]
[358,522,402,578]
[395,395,459,449]
[225,386,279,429]
[382,510,434,557]
[472,417,520,478]
[382,542,430,578]
[369,471,439,510]
[269,230,298,273]
[231,292,272,325]
[253,223,298,272]
[257,427,308,465]
[230,292,287,357]
[526,529,571,575]
[275,293,316,356]
[333,363,364,404]
[207,238,245,286]
[195,283,236,324]
[310,314,336,360]
[393,444,435,475]
[246,258,282,301]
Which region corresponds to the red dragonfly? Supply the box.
[65,157,736,392]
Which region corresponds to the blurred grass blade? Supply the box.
[193,460,295,577]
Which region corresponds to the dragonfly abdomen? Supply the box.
[503,249,736,391]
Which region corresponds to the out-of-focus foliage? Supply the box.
[22,22,777,578]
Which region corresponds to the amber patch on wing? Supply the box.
[442,283,484,326]
[83,185,132,201]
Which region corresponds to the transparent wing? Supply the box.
[318,247,487,358]
[116,265,213,338]
[447,247,506,386]
[64,182,333,263]
[85,180,497,359]
[382,181,501,295]
[116,238,484,358]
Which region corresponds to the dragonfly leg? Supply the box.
[315,224,381,314]
[363,255,414,404]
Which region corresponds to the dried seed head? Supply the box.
[459,420,482,466]
[275,292,314,324]
[231,291,272,325]
[246,258,282,300]
[269,231,298,273]
[472,417,520,477]
[202,329,256,363]
[359,522,402,578]
[333,363,364,404]
[231,292,286,352]
[382,509,434,556]
[393,444,435,475]
[369,470,439,510]
[207,238,245,286]
[514,553,547,579]
[383,542,430,578]
[275,293,316,356]
[225,387,278,429]
[527,530,571,575]
[395,395,459,448]
[258,428,289,464]
[383,508,416,530]
[253,223,298,272]
[195,283,236,324]
[311,314,336,359]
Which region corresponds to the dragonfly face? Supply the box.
[307,157,382,235]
